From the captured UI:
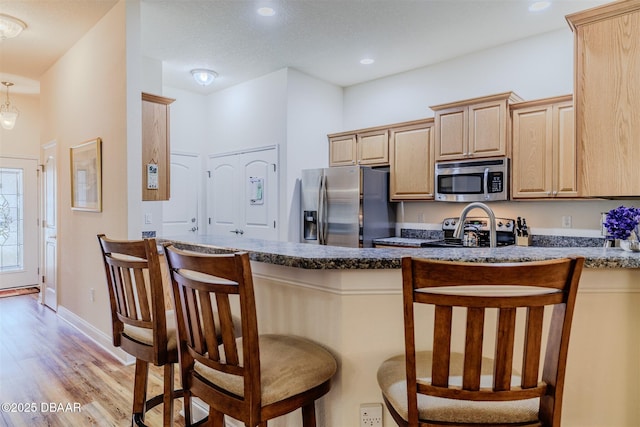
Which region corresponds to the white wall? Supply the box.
[343,29,575,129]
[206,69,288,154]
[40,0,128,336]
[285,69,343,241]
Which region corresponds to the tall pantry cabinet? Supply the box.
[566,0,640,197]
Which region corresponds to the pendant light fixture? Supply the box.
[0,82,19,130]
[191,69,218,86]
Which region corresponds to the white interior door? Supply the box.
[207,146,278,240]
[162,153,201,236]
[42,145,57,310]
[0,157,39,290]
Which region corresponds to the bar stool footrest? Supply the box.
[132,389,184,427]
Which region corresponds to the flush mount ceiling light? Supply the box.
[529,1,551,12]
[0,13,27,40]
[360,58,375,65]
[0,82,19,130]
[191,69,218,86]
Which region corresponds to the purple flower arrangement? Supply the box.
[604,205,640,241]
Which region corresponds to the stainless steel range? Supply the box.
[423,217,516,248]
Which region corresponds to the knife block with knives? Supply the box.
[516,217,532,246]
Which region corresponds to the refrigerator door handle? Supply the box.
[319,175,328,245]
[317,175,323,245]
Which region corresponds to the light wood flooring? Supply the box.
[0,294,186,427]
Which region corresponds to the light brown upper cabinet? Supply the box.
[142,92,175,201]
[389,119,435,201]
[511,95,577,199]
[328,129,389,167]
[431,92,523,161]
[567,0,640,197]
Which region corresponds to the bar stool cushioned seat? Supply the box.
[194,334,337,406]
[123,311,178,353]
[378,351,539,424]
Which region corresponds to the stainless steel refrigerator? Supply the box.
[300,166,396,248]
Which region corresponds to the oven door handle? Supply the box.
[483,167,489,199]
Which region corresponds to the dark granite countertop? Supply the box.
[159,234,640,270]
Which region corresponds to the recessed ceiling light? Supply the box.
[529,1,551,12]
[257,7,276,17]
[360,58,375,65]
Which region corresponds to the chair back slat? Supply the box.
[431,305,452,387]
[123,268,139,320]
[494,307,517,391]
[522,306,545,388]
[216,293,240,366]
[402,255,584,425]
[198,288,220,359]
[134,268,151,321]
[462,307,485,391]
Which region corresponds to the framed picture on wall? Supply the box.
[70,138,102,212]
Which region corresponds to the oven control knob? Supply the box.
[497,221,503,228]
[444,220,450,226]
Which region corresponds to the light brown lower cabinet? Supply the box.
[511,95,577,199]
[389,119,435,201]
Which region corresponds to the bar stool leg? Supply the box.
[163,363,175,426]
[132,359,149,425]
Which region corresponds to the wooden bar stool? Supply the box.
[97,234,182,426]
[163,244,338,427]
[377,256,584,427]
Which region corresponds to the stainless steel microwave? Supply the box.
[435,157,509,202]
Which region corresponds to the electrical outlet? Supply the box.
[418,212,425,223]
[90,288,95,302]
[562,215,572,228]
[360,403,382,427]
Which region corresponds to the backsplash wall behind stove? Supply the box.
[397,199,640,238]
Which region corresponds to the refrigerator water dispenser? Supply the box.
[303,210,318,240]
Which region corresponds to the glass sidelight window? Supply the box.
[0,167,23,272]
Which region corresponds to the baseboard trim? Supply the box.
[57,305,135,365]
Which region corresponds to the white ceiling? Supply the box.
[1,0,610,96]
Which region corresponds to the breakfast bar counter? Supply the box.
[159,235,640,427]
[160,234,640,269]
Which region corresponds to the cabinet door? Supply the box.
[553,102,578,197]
[468,99,508,158]
[570,4,640,196]
[142,93,174,201]
[389,122,434,200]
[329,134,357,166]
[357,130,389,165]
[511,106,553,198]
[435,106,467,161]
